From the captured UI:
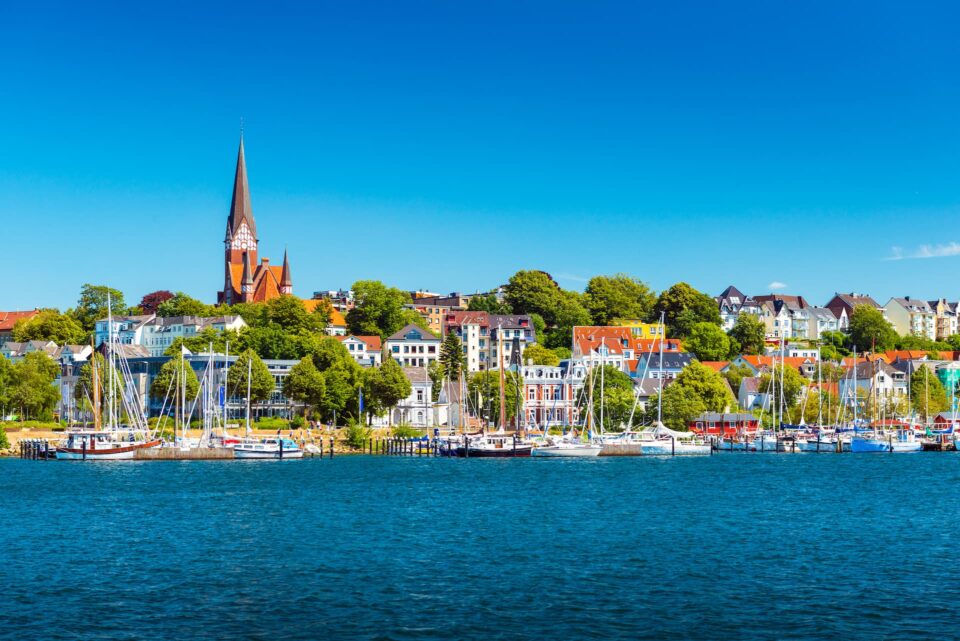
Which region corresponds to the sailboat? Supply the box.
[57,295,161,460]
[533,336,601,457]
[639,312,709,456]
[849,348,921,453]
[234,355,303,459]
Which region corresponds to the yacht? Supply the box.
[234,437,303,459]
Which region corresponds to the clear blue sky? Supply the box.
[2,1,959,311]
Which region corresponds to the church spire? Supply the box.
[280,248,292,295]
[226,136,257,241]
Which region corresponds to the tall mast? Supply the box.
[656,312,665,426]
[223,341,230,432]
[92,338,101,431]
[245,355,252,434]
[107,293,114,430]
[498,323,506,430]
[599,337,605,433]
[852,346,858,425]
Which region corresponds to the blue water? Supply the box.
[3,454,959,640]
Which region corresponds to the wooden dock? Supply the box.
[135,447,235,460]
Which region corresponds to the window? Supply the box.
[416,390,423,402]
[428,346,436,354]
[392,346,400,353]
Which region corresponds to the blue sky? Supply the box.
[2,1,959,311]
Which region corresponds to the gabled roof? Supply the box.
[827,293,880,309]
[890,297,933,313]
[402,366,429,384]
[387,324,441,342]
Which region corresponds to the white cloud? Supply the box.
[768,281,787,290]
[887,242,960,260]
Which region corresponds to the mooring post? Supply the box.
[82,440,87,461]
[671,436,675,457]
[329,436,335,458]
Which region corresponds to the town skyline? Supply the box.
[4,3,960,309]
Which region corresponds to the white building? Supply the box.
[336,335,382,367]
[441,311,535,372]
[95,314,155,347]
[385,324,441,368]
[139,315,248,357]
[387,367,436,427]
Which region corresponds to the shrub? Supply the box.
[291,415,306,429]
[255,417,290,432]
[391,424,425,439]
[344,423,371,449]
[0,425,9,450]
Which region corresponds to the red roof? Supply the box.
[0,310,40,331]
[742,355,812,369]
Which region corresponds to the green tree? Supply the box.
[467,293,511,314]
[72,284,128,331]
[504,270,562,324]
[521,343,560,366]
[728,313,765,355]
[583,273,655,326]
[9,352,60,420]
[673,360,735,412]
[364,358,413,422]
[0,424,9,450]
[646,385,706,431]
[12,309,88,344]
[0,357,13,417]
[240,325,305,360]
[529,313,547,344]
[651,282,722,338]
[227,350,275,403]
[684,322,732,361]
[723,364,754,395]
[579,364,636,432]
[228,302,269,328]
[346,280,412,339]
[468,370,523,427]
[910,366,949,421]
[156,292,217,318]
[282,357,327,416]
[427,360,445,401]
[440,332,466,381]
[544,291,591,349]
[848,305,897,352]
[150,356,201,404]
[264,295,326,333]
[758,364,806,409]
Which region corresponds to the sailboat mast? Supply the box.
[92,339,101,431]
[107,293,114,430]
[498,323,506,429]
[656,312,665,426]
[245,355,252,434]
[223,341,229,432]
[599,337,605,433]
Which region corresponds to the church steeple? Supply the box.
[280,248,292,295]
[227,136,257,240]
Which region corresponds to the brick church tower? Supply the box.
[218,137,291,304]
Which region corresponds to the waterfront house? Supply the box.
[634,352,694,380]
[521,362,585,428]
[94,314,155,347]
[385,324,441,368]
[689,412,760,436]
[384,367,435,427]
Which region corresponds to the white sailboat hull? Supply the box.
[640,441,710,456]
[533,444,602,457]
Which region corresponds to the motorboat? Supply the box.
[234,437,304,459]
[637,423,710,456]
[532,435,602,457]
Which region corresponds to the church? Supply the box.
[217,137,292,304]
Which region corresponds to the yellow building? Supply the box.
[614,319,666,340]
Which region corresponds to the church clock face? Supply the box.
[232,222,256,250]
